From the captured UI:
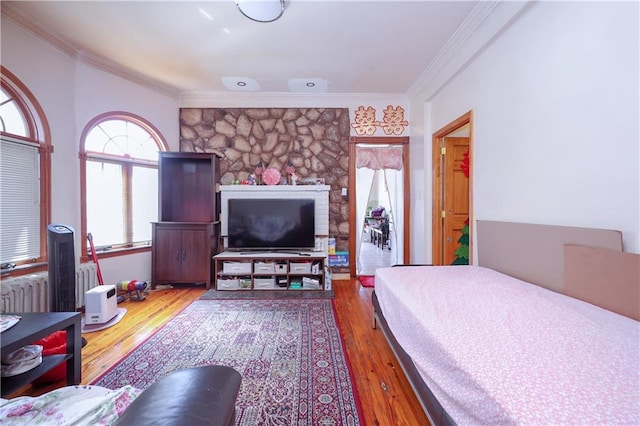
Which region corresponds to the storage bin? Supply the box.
[302,277,322,290]
[217,278,239,290]
[222,262,252,274]
[289,262,311,274]
[274,263,288,274]
[254,277,277,290]
[254,262,275,273]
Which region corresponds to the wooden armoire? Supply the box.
[151,152,221,289]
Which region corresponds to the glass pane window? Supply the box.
[86,119,159,161]
[0,88,28,137]
[86,161,124,248]
[132,166,158,243]
[82,115,164,253]
[0,67,50,269]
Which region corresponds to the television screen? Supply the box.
[228,198,315,250]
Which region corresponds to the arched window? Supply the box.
[80,113,168,258]
[0,66,52,273]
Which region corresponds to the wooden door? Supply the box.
[431,111,473,266]
[443,137,470,265]
[153,225,183,281]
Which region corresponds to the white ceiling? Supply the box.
[3,1,482,97]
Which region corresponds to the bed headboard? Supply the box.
[564,244,640,321]
[476,220,623,293]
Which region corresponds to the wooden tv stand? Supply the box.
[213,251,328,291]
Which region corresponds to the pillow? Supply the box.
[33,331,67,384]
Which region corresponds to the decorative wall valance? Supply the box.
[356,146,403,170]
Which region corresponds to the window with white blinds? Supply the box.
[1,67,51,270]
[0,137,41,264]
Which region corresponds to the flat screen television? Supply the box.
[227,198,315,251]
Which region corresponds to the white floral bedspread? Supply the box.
[375,265,640,425]
[0,385,140,425]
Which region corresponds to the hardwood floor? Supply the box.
[333,279,430,426]
[9,280,429,425]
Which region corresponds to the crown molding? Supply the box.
[2,1,411,105]
[407,1,533,101]
[74,50,179,98]
[2,3,77,57]
[3,1,530,106]
[178,91,409,108]
[2,2,180,99]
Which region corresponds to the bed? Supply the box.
[372,220,640,425]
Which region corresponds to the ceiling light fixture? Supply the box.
[236,0,284,23]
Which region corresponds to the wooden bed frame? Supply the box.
[372,220,637,425]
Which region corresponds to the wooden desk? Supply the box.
[1,312,81,397]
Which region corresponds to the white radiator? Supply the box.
[1,263,99,313]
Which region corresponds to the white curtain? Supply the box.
[356,146,403,170]
[355,168,375,274]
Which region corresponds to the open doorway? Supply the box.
[357,167,397,274]
[348,136,411,278]
[432,111,473,265]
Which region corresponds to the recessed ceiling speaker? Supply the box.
[222,76,261,91]
[288,78,328,93]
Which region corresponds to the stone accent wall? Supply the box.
[179,108,351,258]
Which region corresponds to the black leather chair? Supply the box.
[116,365,242,426]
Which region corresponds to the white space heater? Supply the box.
[85,285,118,324]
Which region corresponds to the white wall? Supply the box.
[415,1,640,261]
[1,16,180,285]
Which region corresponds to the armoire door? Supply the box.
[180,227,210,283]
[153,225,183,282]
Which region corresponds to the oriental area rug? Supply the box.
[92,299,363,425]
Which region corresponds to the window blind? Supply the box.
[0,137,41,263]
